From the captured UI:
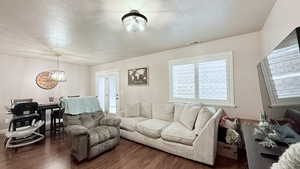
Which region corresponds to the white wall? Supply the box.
[91,32,263,120]
[261,0,300,56]
[0,55,90,130]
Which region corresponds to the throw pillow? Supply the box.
[174,104,186,122]
[152,104,174,122]
[205,106,217,114]
[140,102,152,119]
[194,107,214,134]
[124,103,140,117]
[179,105,201,130]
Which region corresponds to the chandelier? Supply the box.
[122,10,148,32]
[50,54,66,82]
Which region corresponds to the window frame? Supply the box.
[168,52,235,107]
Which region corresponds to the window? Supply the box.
[172,64,195,99]
[262,44,300,106]
[169,52,234,106]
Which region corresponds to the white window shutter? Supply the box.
[198,59,228,100]
[169,52,234,106]
[171,64,195,99]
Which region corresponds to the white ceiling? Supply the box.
[0,0,276,65]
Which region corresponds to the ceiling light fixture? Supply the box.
[122,10,148,32]
[50,54,66,82]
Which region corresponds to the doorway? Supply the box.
[96,72,119,114]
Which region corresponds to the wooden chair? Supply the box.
[51,107,64,135]
[50,96,80,135]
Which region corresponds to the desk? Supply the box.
[241,124,286,169]
[6,103,60,136]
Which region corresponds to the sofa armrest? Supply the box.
[65,125,88,136]
[99,115,121,127]
[118,110,126,117]
[192,108,223,165]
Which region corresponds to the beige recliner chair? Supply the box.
[64,111,121,161]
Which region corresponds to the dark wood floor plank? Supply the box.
[0,135,247,169]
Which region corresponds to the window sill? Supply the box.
[206,103,237,108]
[168,99,237,108]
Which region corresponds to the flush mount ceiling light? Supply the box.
[122,10,148,32]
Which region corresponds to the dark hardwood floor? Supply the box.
[0,135,247,169]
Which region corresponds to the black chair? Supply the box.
[50,98,66,135]
[51,108,64,135]
[50,96,80,135]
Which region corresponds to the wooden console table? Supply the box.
[241,123,286,169]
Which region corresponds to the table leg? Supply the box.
[38,109,46,136]
[50,110,54,134]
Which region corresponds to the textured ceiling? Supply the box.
[0,0,276,65]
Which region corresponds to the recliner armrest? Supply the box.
[65,125,88,136]
[118,110,125,117]
[99,115,121,127]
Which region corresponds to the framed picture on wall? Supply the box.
[128,67,148,85]
[36,71,58,90]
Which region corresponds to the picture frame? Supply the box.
[128,67,148,85]
[35,71,58,90]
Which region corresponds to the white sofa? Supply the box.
[119,103,223,166]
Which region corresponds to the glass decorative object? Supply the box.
[49,54,66,82]
[254,111,280,149]
[122,10,148,32]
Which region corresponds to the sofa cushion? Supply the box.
[161,122,197,146]
[124,103,140,117]
[205,106,217,114]
[174,104,186,122]
[136,119,170,138]
[65,125,88,136]
[179,105,201,130]
[80,113,98,129]
[120,117,148,131]
[152,104,174,122]
[91,111,105,121]
[140,103,152,119]
[194,107,214,134]
[99,115,121,126]
[88,126,119,147]
[64,115,81,126]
